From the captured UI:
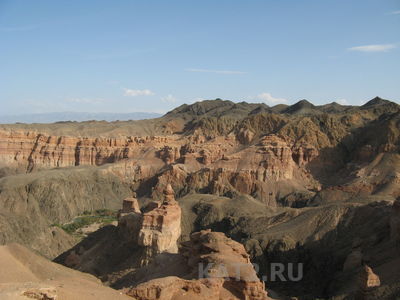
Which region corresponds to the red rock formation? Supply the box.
[4,127,375,207]
[138,184,181,254]
[0,129,322,202]
[127,277,224,300]
[291,144,319,166]
[117,184,182,260]
[126,230,271,300]
[0,129,182,171]
[157,146,181,164]
[121,194,141,214]
[144,134,321,205]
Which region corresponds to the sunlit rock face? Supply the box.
[356,265,381,300]
[117,184,182,267]
[138,184,182,254]
[126,230,271,300]
[0,129,179,171]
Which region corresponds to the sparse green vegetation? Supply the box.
[52,209,118,235]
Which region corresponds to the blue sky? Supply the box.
[0,0,399,114]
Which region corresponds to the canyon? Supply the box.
[53,185,271,300]
[0,98,399,299]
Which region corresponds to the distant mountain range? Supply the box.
[1,97,397,125]
[0,112,162,124]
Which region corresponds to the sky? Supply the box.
[0,0,399,115]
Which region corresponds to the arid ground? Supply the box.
[0,98,399,300]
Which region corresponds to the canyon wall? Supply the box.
[0,129,179,171]
[0,128,322,204]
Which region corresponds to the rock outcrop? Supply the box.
[121,193,141,214]
[56,192,270,299]
[118,184,182,264]
[356,265,381,300]
[138,184,182,254]
[126,230,270,300]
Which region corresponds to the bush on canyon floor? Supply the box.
[53,209,118,234]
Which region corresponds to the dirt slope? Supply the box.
[0,243,132,300]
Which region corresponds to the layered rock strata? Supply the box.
[126,229,270,300]
[0,129,180,171]
[138,184,182,254]
[118,184,181,257]
[121,193,141,214]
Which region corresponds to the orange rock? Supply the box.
[359,265,380,290]
[138,185,181,254]
[126,230,271,300]
[122,196,141,214]
[0,129,182,171]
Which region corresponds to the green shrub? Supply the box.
[54,209,118,234]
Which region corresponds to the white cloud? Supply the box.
[389,10,400,15]
[186,68,246,74]
[348,44,396,52]
[161,94,177,103]
[257,93,288,105]
[336,99,349,105]
[124,88,154,97]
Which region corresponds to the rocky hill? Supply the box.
[0,97,399,299]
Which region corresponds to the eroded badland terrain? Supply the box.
[0,98,399,299]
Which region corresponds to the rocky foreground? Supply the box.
[0,98,399,299]
[1,185,271,300]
